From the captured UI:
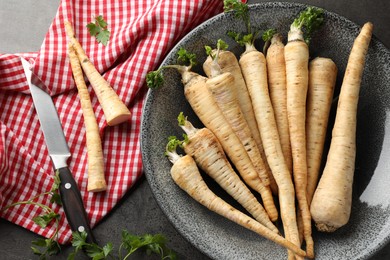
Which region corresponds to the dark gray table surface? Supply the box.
[0,0,389,259]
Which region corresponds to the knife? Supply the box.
[21,57,97,244]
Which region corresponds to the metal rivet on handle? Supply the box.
[78,226,85,232]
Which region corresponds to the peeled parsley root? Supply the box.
[64,20,131,126]
[68,45,107,192]
[263,32,293,175]
[238,42,301,260]
[177,113,278,232]
[228,6,300,258]
[165,138,306,257]
[284,7,324,257]
[306,57,338,203]
[310,22,373,233]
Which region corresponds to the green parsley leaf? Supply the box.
[146,70,164,89]
[70,230,88,250]
[50,193,62,205]
[69,230,176,260]
[96,29,111,46]
[262,28,277,42]
[31,238,61,258]
[102,243,114,258]
[177,112,187,126]
[291,7,324,44]
[217,39,229,51]
[95,15,108,28]
[52,170,61,192]
[30,246,42,256]
[32,212,60,228]
[177,48,197,67]
[223,0,251,34]
[31,238,47,247]
[86,15,110,46]
[85,243,106,260]
[205,45,213,57]
[120,231,177,259]
[223,0,248,20]
[182,133,189,144]
[86,23,101,37]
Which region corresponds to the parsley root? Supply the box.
[265,32,293,175]
[310,22,373,233]
[68,44,106,192]
[283,8,325,257]
[64,20,131,126]
[306,57,338,204]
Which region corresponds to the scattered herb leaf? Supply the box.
[33,212,60,228]
[31,237,61,259]
[69,230,176,260]
[87,15,111,46]
[146,70,164,89]
[1,171,62,258]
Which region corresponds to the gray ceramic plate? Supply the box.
[141,2,390,259]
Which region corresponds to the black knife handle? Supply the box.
[58,167,97,244]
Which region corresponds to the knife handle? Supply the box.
[58,167,97,244]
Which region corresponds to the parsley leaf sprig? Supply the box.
[1,171,62,258]
[290,7,324,44]
[87,15,111,46]
[68,230,177,260]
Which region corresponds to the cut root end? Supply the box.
[106,111,132,126]
[87,180,107,192]
[315,222,339,233]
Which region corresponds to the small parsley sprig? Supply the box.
[146,48,198,89]
[261,28,277,54]
[1,171,62,259]
[223,0,250,33]
[290,7,324,44]
[205,39,229,60]
[87,15,111,46]
[68,230,177,260]
[224,0,262,52]
[204,39,229,77]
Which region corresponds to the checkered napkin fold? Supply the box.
[0,0,223,244]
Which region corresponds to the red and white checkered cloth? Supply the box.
[0,0,226,244]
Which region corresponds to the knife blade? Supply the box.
[21,57,96,244]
